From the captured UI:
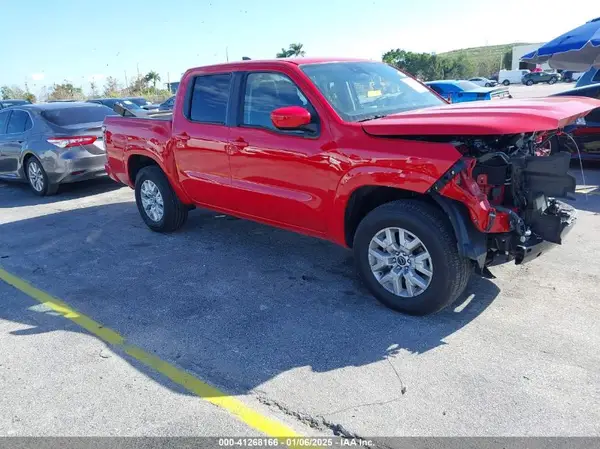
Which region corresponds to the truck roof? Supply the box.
[184,57,370,73]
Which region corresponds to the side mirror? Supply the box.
[271,106,311,130]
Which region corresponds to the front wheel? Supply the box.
[526,80,534,86]
[548,77,557,84]
[353,200,472,315]
[134,165,188,232]
[485,83,491,87]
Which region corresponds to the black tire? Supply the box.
[353,200,472,316]
[526,80,534,86]
[548,77,557,84]
[134,165,188,232]
[485,83,491,87]
[502,80,510,86]
[25,156,59,196]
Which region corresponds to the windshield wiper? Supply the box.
[356,114,388,122]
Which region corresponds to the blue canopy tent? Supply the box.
[521,17,600,71]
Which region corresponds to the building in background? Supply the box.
[512,43,550,71]
[165,82,180,93]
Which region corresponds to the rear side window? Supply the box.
[0,110,9,134]
[41,105,116,126]
[189,74,231,124]
[429,85,445,94]
[593,70,600,83]
[6,110,31,133]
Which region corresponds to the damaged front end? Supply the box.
[430,132,577,273]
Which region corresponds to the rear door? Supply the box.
[0,109,31,176]
[172,72,233,208]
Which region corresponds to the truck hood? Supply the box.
[361,97,600,136]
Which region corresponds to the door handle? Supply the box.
[231,138,249,152]
[176,132,190,141]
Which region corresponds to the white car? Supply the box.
[468,77,498,87]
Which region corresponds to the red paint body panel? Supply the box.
[362,97,600,136]
[102,58,597,249]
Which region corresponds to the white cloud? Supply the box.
[88,74,106,83]
[31,73,45,81]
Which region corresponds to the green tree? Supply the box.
[89,81,99,98]
[1,85,27,100]
[48,82,84,101]
[382,49,443,81]
[502,50,513,70]
[288,43,305,57]
[144,71,161,88]
[276,48,290,58]
[276,43,305,58]
[103,76,122,97]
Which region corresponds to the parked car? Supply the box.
[499,69,530,85]
[425,80,511,103]
[551,82,600,159]
[0,99,31,110]
[561,71,584,82]
[468,77,498,87]
[0,102,116,195]
[86,98,148,117]
[575,67,600,88]
[522,71,560,86]
[103,58,594,315]
[123,97,155,110]
[157,95,175,111]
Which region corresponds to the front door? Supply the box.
[228,71,334,234]
[172,72,233,209]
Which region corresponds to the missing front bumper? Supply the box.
[515,200,577,265]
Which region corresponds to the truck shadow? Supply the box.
[0,177,124,208]
[0,201,500,399]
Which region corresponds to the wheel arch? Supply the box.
[125,151,193,205]
[339,184,487,265]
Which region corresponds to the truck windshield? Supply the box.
[300,61,445,122]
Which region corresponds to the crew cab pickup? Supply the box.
[103,58,600,315]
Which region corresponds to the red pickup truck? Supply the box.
[104,58,599,315]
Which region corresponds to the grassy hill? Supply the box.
[439,43,536,76]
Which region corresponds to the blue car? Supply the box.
[575,67,600,88]
[425,80,511,103]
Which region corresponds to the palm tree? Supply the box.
[144,71,161,89]
[288,43,305,57]
[276,43,306,58]
[276,48,291,58]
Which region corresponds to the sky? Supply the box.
[0,0,597,96]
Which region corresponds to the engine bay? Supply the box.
[437,132,578,267]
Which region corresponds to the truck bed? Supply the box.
[103,115,173,186]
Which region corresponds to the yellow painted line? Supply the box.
[0,267,302,441]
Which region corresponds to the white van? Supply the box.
[499,69,530,86]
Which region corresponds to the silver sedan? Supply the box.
[0,102,116,195]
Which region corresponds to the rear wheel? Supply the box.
[134,166,188,232]
[26,157,58,196]
[485,83,491,87]
[353,200,472,315]
[526,80,534,86]
[502,80,510,86]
